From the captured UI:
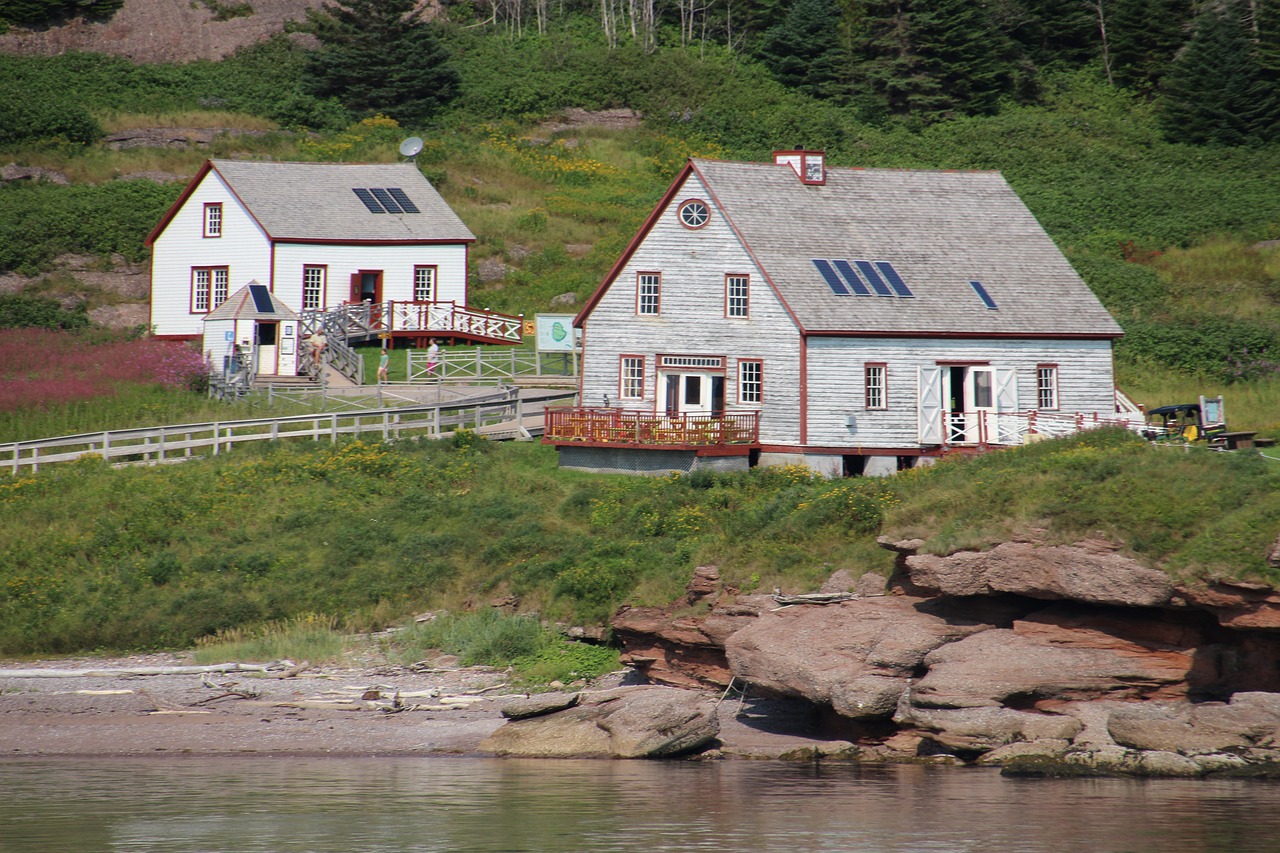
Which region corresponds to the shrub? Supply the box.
[0,294,89,330]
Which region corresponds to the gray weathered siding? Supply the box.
[581,172,803,444]
[805,337,1116,448]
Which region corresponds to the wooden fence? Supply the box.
[1,389,576,474]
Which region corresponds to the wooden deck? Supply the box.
[543,408,759,451]
[301,301,524,347]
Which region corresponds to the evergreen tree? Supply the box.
[1107,0,1194,94]
[0,0,122,27]
[1160,3,1259,144]
[1250,0,1280,138]
[303,0,460,126]
[852,0,1016,122]
[999,0,1097,70]
[757,0,852,100]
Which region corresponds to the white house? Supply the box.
[545,151,1128,476]
[146,159,476,345]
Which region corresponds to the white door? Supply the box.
[256,322,279,376]
[993,368,1019,444]
[964,367,996,443]
[662,372,725,416]
[917,367,944,444]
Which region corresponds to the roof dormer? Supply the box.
[774,149,826,185]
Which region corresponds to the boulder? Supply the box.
[1108,693,1280,753]
[479,686,718,758]
[611,594,772,688]
[975,739,1071,766]
[911,623,1192,709]
[903,540,1174,607]
[499,692,580,720]
[725,596,989,720]
[896,704,1081,752]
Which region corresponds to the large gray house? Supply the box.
[545,151,1130,476]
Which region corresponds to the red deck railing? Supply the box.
[544,408,760,448]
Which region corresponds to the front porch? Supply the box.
[543,408,760,451]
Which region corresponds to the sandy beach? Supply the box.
[0,653,830,759]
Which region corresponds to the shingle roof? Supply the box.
[206,282,300,321]
[210,160,474,243]
[691,159,1122,338]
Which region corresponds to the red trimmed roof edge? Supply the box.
[573,161,695,329]
[144,160,214,247]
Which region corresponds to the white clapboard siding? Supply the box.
[805,337,1116,448]
[271,243,468,311]
[150,170,271,337]
[581,172,803,444]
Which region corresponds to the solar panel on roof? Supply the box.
[248,283,275,314]
[970,280,998,309]
[854,260,894,297]
[875,262,913,297]
[833,260,873,296]
[387,188,420,213]
[812,259,851,295]
[353,188,385,213]
[370,188,404,214]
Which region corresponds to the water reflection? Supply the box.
[2,758,1278,852]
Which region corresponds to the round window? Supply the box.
[678,199,710,229]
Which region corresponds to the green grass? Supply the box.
[192,613,346,665]
[5,427,1278,658]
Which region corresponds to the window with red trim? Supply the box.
[203,203,222,238]
[726,274,749,318]
[303,266,327,310]
[637,272,661,315]
[620,355,645,400]
[865,364,887,409]
[192,266,229,313]
[738,359,762,404]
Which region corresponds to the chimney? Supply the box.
[773,149,826,185]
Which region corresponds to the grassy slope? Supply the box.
[2,427,1277,656]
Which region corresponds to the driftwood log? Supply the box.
[0,663,277,678]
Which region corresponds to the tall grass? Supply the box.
[193,614,345,665]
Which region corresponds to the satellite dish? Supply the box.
[399,136,424,160]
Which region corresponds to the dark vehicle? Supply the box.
[1141,396,1271,450]
[1141,396,1225,443]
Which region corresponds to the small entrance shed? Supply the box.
[202,282,301,377]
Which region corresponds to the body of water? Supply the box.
[2,758,1278,853]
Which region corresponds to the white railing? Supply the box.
[407,347,578,383]
[0,389,576,474]
[935,408,1146,447]
[299,301,524,345]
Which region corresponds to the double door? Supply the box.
[918,365,1017,444]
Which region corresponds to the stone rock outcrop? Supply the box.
[479,686,718,758]
[911,611,1199,709]
[725,595,990,720]
[1107,692,1280,753]
[902,540,1175,607]
[0,0,326,63]
[1176,581,1280,630]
